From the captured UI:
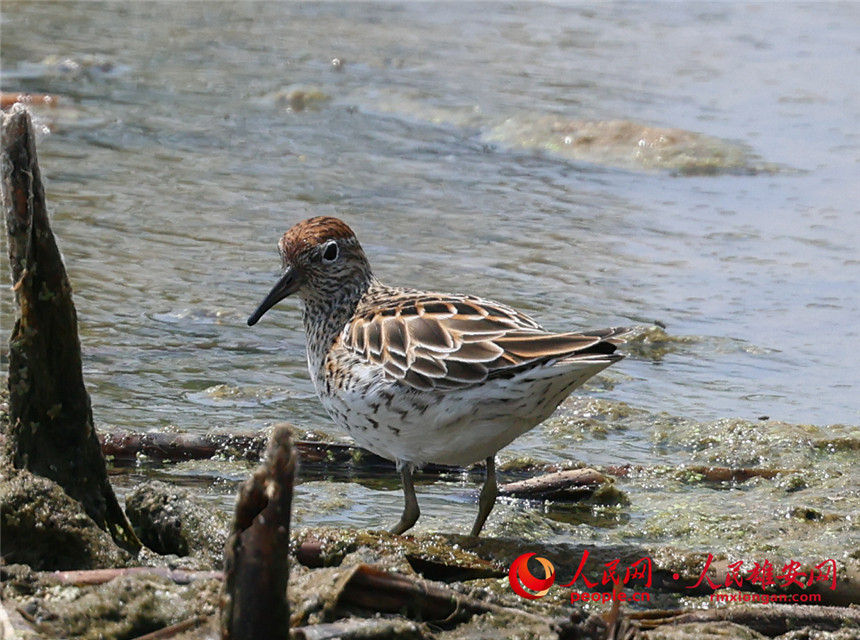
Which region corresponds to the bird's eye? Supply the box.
[322,241,339,263]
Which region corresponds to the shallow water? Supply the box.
[2,2,858,551]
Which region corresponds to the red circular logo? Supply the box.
[508,553,555,599]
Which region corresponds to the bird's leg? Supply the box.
[470,455,498,537]
[390,462,420,535]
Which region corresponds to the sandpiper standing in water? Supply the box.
[248,216,629,536]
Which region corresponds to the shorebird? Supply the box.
[248,216,629,536]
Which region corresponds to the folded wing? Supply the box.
[347,293,629,391]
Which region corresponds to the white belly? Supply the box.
[316,358,613,468]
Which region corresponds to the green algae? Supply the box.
[483,116,781,175]
[0,468,132,571]
[272,86,332,113]
[292,526,503,578]
[355,89,783,175]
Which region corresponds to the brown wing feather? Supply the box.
[382,318,408,356]
[348,291,629,390]
[494,333,605,359]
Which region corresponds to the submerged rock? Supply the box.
[484,116,778,175]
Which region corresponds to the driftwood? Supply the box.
[1,106,139,551]
[100,430,793,483]
[322,563,548,627]
[128,616,209,640]
[498,468,610,501]
[221,424,297,640]
[289,618,432,640]
[0,94,59,110]
[337,563,495,624]
[628,604,860,636]
[100,430,460,475]
[47,567,224,586]
[101,431,271,463]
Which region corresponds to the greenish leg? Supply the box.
[390,463,420,535]
[470,455,497,537]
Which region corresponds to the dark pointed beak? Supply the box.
[247,266,302,326]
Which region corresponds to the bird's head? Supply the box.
[247,216,371,326]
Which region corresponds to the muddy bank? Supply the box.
[3,510,860,639]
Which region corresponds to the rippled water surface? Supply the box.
[2,2,858,540]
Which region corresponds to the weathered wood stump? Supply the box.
[1,105,140,551]
[221,424,296,640]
